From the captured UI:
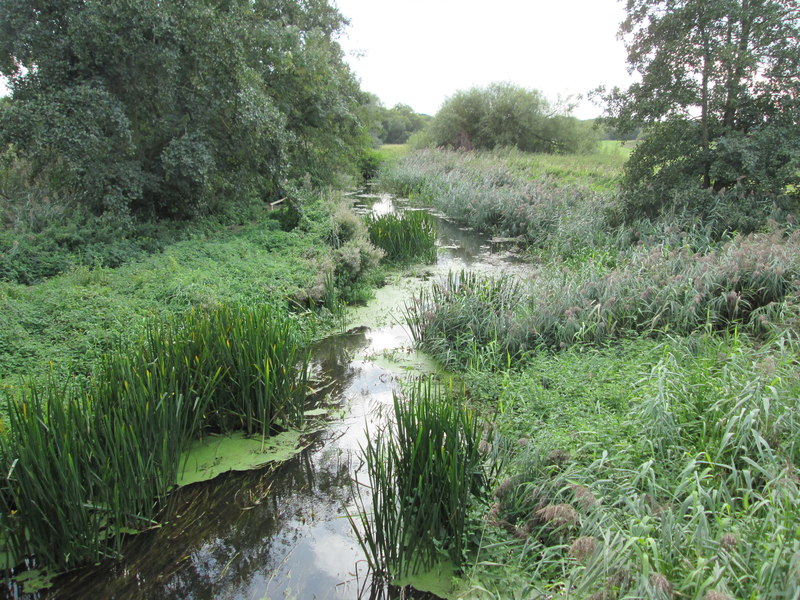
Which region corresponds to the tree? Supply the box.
[426,83,597,154]
[0,0,366,219]
[605,0,800,221]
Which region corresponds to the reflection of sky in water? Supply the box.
[44,190,530,600]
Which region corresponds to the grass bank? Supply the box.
[353,147,800,598]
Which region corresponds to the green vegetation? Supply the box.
[0,0,367,220]
[379,148,620,256]
[366,210,437,264]
[361,96,432,146]
[414,83,599,154]
[0,304,310,571]
[602,0,800,222]
[350,379,490,579]
[406,232,800,363]
[0,194,382,387]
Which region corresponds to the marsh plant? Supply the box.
[0,304,310,571]
[378,148,619,257]
[470,333,800,599]
[406,231,800,368]
[365,210,437,264]
[350,379,491,580]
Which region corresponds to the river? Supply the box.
[37,192,527,600]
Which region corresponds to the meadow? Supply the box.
[354,145,800,599]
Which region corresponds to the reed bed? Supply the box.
[405,231,800,367]
[470,333,800,599]
[350,379,491,580]
[0,304,310,572]
[365,210,437,264]
[378,149,619,257]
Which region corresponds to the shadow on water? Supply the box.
[17,191,527,600]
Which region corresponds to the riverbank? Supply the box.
[365,148,800,599]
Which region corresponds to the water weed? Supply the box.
[350,379,491,580]
[0,304,310,572]
[366,210,437,264]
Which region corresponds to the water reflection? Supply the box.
[35,191,526,600]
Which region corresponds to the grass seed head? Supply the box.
[649,573,673,598]
[568,536,598,560]
[537,503,580,528]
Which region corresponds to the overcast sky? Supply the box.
[333,0,635,119]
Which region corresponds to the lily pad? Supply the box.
[177,430,308,487]
[393,560,460,599]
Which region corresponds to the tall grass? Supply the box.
[0,304,310,572]
[405,231,800,366]
[470,333,800,599]
[365,210,437,264]
[350,379,490,580]
[378,148,621,257]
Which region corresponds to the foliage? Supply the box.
[603,0,800,221]
[366,210,437,264]
[350,379,491,579]
[467,333,800,599]
[359,94,431,147]
[0,304,310,571]
[378,148,620,255]
[422,83,598,154]
[0,0,366,219]
[0,193,379,387]
[406,230,800,364]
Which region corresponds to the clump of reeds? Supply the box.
[365,210,437,264]
[405,231,800,369]
[0,304,310,571]
[470,333,800,599]
[350,378,490,579]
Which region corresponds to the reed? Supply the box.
[0,304,310,572]
[351,379,490,579]
[365,210,437,264]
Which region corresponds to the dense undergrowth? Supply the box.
[351,147,800,598]
[0,192,384,388]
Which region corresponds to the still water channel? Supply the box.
[38,192,527,600]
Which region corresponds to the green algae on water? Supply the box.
[177,430,309,487]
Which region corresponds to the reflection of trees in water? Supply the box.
[435,218,486,264]
[47,331,371,600]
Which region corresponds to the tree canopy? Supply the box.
[421,83,597,154]
[605,0,800,221]
[0,0,367,219]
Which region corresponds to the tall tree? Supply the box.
[0,0,365,219]
[605,0,800,220]
[427,83,596,154]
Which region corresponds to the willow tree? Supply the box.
[605,0,800,221]
[0,0,365,219]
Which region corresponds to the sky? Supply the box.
[333,0,635,119]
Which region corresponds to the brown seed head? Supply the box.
[719,533,738,550]
[649,573,673,597]
[536,503,579,528]
[546,449,570,466]
[569,483,598,510]
[704,592,732,600]
[494,478,513,499]
[568,536,597,561]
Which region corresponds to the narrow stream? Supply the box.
[37,193,528,600]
